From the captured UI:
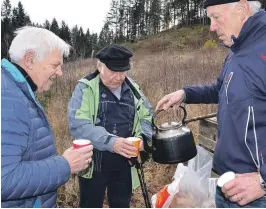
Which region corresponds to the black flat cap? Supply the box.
[95,44,133,72]
[203,0,257,8]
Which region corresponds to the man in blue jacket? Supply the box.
[1,27,93,208]
[156,0,266,207]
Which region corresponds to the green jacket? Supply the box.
[68,72,153,189]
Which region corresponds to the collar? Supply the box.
[12,62,37,92]
[99,78,130,94]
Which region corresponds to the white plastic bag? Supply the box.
[152,146,217,208]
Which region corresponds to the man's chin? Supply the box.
[36,85,52,94]
[36,88,43,94]
[220,39,233,47]
[224,41,233,47]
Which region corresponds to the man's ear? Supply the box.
[24,50,36,70]
[237,0,249,21]
[97,61,102,72]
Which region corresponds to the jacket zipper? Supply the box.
[225,72,234,104]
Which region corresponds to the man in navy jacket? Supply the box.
[156,0,266,207]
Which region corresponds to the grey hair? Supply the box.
[97,60,106,73]
[9,26,71,62]
[229,1,261,15]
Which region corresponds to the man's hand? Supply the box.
[62,145,93,174]
[222,172,266,206]
[156,90,185,111]
[113,137,137,158]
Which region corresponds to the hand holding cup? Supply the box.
[62,139,93,174]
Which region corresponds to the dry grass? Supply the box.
[41,48,227,208]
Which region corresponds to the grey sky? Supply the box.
[8,0,112,34]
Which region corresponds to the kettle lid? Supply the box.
[159,121,182,131]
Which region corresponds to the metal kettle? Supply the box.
[144,106,197,164]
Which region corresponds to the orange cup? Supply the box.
[127,137,141,157]
[73,139,91,149]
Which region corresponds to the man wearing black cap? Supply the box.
[68,44,153,207]
[156,0,266,208]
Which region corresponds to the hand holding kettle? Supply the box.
[156,90,185,111]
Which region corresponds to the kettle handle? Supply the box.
[179,105,188,125]
[153,105,188,132]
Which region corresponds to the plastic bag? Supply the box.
[152,146,217,208]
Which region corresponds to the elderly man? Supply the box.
[1,27,93,208]
[156,0,266,207]
[68,44,152,208]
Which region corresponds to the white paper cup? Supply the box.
[217,171,235,187]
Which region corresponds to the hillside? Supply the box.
[122,25,219,53]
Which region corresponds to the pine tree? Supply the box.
[1,0,13,58]
[50,18,59,35]
[84,28,92,58]
[162,0,172,30]
[17,1,31,27]
[90,33,99,55]
[150,0,161,34]
[107,0,119,42]
[98,22,113,48]
[1,0,12,18]
[43,19,50,30]
[59,20,71,44]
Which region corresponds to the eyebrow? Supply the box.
[207,12,219,18]
[53,61,62,66]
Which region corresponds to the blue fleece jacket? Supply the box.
[184,11,266,180]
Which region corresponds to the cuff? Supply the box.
[182,89,187,103]
[55,156,71,184]
[104,136,116,152]
[260,164,266,182]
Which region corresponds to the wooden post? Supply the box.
[198,117,219,177]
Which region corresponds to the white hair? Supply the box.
[229,1,261,15]
[97,60,106,72]
[9,26,71,62]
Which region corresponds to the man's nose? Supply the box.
[210,20,218,32]
[56,67,63,76]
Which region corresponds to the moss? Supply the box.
[203,39,218,49]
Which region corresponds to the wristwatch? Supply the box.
[258,172,266,192]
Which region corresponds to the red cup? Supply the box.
[73,139,91,149]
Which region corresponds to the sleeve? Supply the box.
[68,82,116,152]
[183,69,224,104]
[138,93,153,142]
[183,52,231,104]
[1,90,70,201]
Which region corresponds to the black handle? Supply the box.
[152,105,188,131]
[141,133,154,154]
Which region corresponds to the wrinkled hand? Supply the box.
[222,172,266,206]
[62,145,93,174]
[156,90,185,111]
[113,137,137,158]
